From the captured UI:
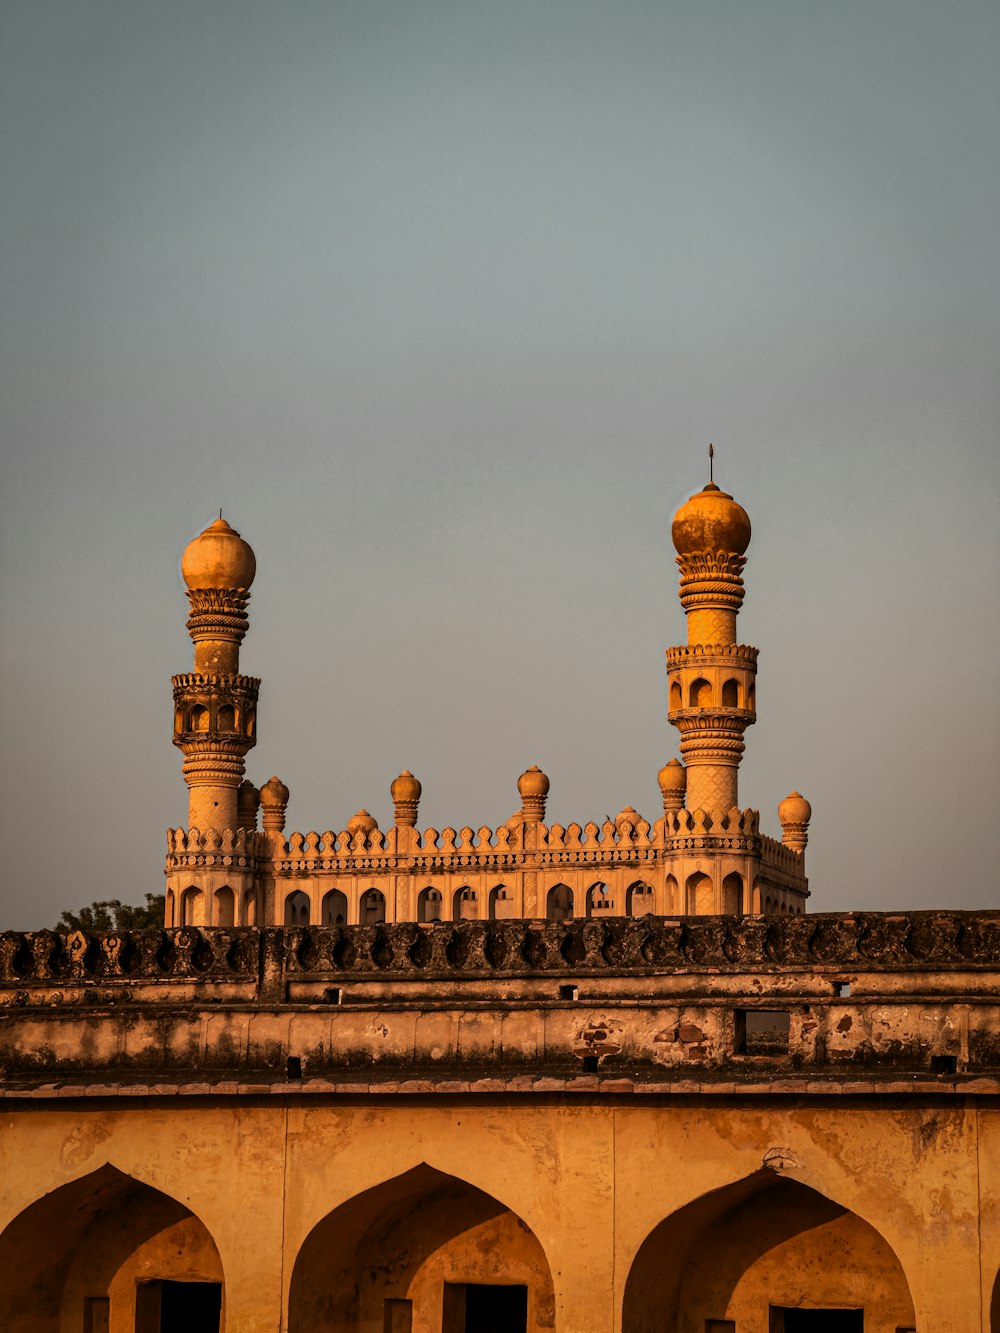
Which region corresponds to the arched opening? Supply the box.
[454,886,478,921]
[179,886,205,927]
[214,885,235,927]
[546,884,573,922]
[664,874,679,913]
[489,885,514,920]
[322,889,348,927]
[626,882,654,917]
[748,684,756,711]
[246,709,256,737]
[689,678,712,708]
[686,872,713,914]
[242,887,256,925]
[721,872,743,916]
[288,1164,555,1333]
[361,889,386,925]
[586,882,613,917]
[721,678,739,708]
[417,888,443,923]
[285,890,311,927]
[669,680,682,710]
[165,889,175,927]
[217,704,236,732]
[623,1172,915,1333]
[189,704,209,733]
[0,1164,224,1333]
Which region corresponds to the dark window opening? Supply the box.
[323,987,343,1005]
[735,1009,791,1055]
[443,1283,528,1333]
[833,981,851,997]
[559,984,579,1001]
[83,1297,110,1333]
[286,1056,302,1079]
[581,1055,599,1073]
[930,1054,957,1075]
[770,1308,863,1333]
[136,1280,222,1333]
[706,1322,736,1333]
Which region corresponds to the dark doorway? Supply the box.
[136,1280,222,1333]
[443,1282,528,1333]
[772,1308,863,1333]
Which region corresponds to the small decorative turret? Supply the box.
[657,759,687,814]
[779,791,812,853]
[347,809,378,836]
[237,780,260,831]
[259,775,289,836]
[517,765,549,824]
[171,515,260,832]
[391,770,422,827]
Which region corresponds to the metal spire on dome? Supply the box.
[708,441,714,484]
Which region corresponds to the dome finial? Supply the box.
[708,441,714,485]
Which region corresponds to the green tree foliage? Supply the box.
[55,894,165,932]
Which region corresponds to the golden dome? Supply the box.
[182,516,256,591]
[657,759,687,793]
[615,805,640,830]
[347,809,378,834]
[259,775,289,808]
[778,791,812,825]
[390,770,422,804]
[517,765,550,799]
[671,483,751,558]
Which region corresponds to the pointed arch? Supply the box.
[626,881,654,917]
[0,1164,224,1333]
[488,884,513,920]
[686,871,713,914]
[663,873,679,914]
[622,1171,915,1333]
[288,1164,555,1333]
[586,882,613,917]
[721,678,739,707]
[417,887,443,923]
[180,885,205,927]
[453,886,478,921]
[213,884,235,927]
[284,890,311,927]
[546,884,573,922]
[360,888,386,925]
[721,872,742,916]
[242,886,256,925]
[689,677,712,707]
[321,889,348,927]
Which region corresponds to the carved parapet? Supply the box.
[165,825,268,872]
[662,806,761,854]
[665,643,759,669]
[759,834,810,892]
[171,674,260,748]
[1,914,997,995]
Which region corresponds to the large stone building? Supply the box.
[166,477,810,930]
[0,474,997,1333]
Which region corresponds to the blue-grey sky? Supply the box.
[2,1,998,928]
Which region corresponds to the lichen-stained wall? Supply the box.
[0,1099,996,1333]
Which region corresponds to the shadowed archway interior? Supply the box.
[0,1164,223,1333]
[622,1172,915,1333]
[288,1163,555,1333]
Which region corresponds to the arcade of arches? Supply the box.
[0,1101,996,1333]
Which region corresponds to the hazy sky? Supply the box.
[1,1,998,929]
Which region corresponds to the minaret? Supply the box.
[666,470,757,816]
[171,517,260,832]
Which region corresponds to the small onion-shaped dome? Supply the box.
[517,765,550,799]
[615,805,639,831]
[671,483,751,557]
[778,791,812,825]
[182,516,256,591]
[259,775,289,808]
[390,770,422,803]
[657,758,687,795]
[347,809,378,834]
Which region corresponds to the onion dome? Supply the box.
[182,516,256,591]
[347,809,378,834]
[779,792,812,826]
[671,483,751,558]
[259,775,289,808]
[657,759,687,795]
[614,805,640,832]
[390,770,422,804]
[516,765,550,799]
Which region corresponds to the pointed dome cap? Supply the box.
[779,791,812,825]
[390,770,422,803]
[347,809,378,834]
[517,765,550,798]
[657,758,687,793]
[182,516,256,591]
[672,483,751,558]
